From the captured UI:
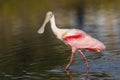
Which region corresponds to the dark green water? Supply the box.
[0,0,120,80]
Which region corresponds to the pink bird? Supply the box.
[38,11,106,71]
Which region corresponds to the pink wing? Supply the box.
[63,29,105,51]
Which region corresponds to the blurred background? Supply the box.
[0,0,120,80]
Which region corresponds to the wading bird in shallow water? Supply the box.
[38,11,106,72]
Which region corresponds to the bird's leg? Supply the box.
[78,50,89,79]
[78,50,89,71]
[65,70,74,80]
[64,48,75,70]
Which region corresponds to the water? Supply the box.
[0,0,120,80]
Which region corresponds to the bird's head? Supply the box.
[38,11,54,34]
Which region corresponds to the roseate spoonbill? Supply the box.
[37,11,106,71]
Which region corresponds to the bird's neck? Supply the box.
[50,15,68,40]
[50,15,61,35]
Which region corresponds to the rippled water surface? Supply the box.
[0,0,120,80]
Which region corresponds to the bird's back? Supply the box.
[62,29,105,50]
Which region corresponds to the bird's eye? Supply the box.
[50,14,53,18]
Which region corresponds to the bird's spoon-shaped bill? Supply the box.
[37,23,46,34]
[37,14,51,34]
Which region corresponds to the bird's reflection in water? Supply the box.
[65,69,89,80]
